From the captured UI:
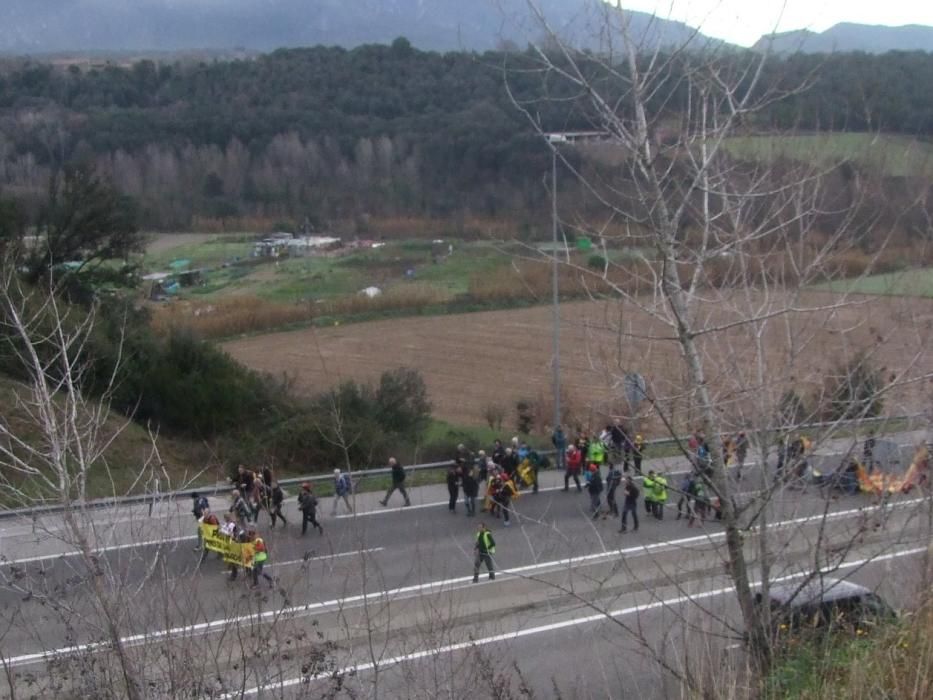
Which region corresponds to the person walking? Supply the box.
[472,522,496,582]
[496,473,519,526]
[633,433,645,475]
[619,476,640,532]
[605,463,622,517]
[298,483,323,535]
[446,465,461,513]
[676,473,694,520]
[462,466,479,516]
[587,468,604,519]
[586,438,606,473]
[652,472,668,520]
[552,425,567,470]
[643,471,658,515]
[191,491,210,551]
[331,469,353,516]
[230,488,251,523]
[564,444,583,491]
[380,457,411,507]
[250,531,274,589]
[269,481,287,528]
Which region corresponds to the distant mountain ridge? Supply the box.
[0,0,713,54]
[756,23,933,54]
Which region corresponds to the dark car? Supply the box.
[757,578,895,638]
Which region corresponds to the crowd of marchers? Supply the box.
[187,422,892,588]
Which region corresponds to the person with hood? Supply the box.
[380,457,411,507]
[330,469,353,516]
[298,483,323,535]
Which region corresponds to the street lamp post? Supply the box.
[548,138,561,432]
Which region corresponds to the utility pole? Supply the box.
[548,137,561,431]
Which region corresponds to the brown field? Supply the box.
[222,292,933,430]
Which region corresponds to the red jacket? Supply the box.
[566,449,583,473]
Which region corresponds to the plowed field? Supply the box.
[223,292,933,429]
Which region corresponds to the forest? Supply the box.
[2,42,933,229]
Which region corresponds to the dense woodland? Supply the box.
[1,43,933,229]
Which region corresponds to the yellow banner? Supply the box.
[199,523,256,568]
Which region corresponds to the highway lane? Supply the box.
[0,478,927,672]
[0,433,928,696]
[0,426,922,563]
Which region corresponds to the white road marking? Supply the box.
[1,497,924,668]
[1,535,197,565]
[229,545,930,697]
[273,547,384,567]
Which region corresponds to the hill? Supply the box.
[0,0,712,54]
[0,375,214,502]
[756,23,933,54]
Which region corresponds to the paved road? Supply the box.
[0,433,929,698]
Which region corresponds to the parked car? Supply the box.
[757,577,895,640]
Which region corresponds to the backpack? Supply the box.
[193,495,209,517]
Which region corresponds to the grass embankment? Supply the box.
[765,593,932,699]
[0,375,218,506]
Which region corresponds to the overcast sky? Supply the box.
[618,0,933,46]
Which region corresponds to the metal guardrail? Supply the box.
[0,412,923,520]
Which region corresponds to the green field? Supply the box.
[725,133,933,177]
[141,237,514,304]
[816,268,933,298]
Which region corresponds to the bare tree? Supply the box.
[501,0,933,682]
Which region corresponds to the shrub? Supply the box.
[818,351,884,422]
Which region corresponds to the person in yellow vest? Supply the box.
[249,531,274,589]
[472,522,496,582]
[652,472,668,520]
[643,471,657,515]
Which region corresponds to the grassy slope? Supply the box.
[0,375,216,504]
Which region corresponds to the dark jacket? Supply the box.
[298,490,318,513]
[623,482,640,507]
[446,469,460,493]
[587,472,604,495]
[462,471,479,497]
[271,486,285,507]
[391,462,406,484]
